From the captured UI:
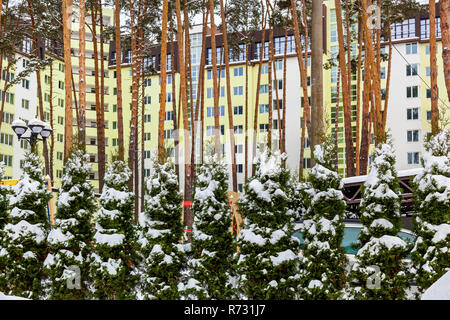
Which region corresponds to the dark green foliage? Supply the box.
[89,161,138,299]
[299,140,347,299]
[43,150,97,299]
[411,129,450,293]
[188,155,236,299]
[138,161,185,299]
[348,140,408,300]
[236,149,300,300]
[0,152,51,299]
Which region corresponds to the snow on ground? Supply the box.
[0,292,29,300]
[421,270,450,300]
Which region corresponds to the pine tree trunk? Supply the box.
[79,0,87,150]
[289,0,312,164]
[62,0,74,160]
[335,67,341,172]
[49,63,54,181]
[441,0,450,102]
[359,33,371,175]
[219,0,237,192]
[244,42,249,181]
[26,0,50,174]
[382,17,392,133]
[208,0,221,157]
[310,0,324,157]
[92,3,102,190]
[175,0,192,241]
[430,0,439,134]
[267,20,274,150]
[355,20,363,174]
[282,30,287,162]
[114,0,125,161]
[299,0,309,179]
[98,0,106,192]
[170,21,180,181]
[158,0,169,163]
[335,0,355,177]
[194,5,209,169]
[252,7,268,176]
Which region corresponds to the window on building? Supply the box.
[407,152,420,164]
[407,130,419,142]
[406,86,418,98]
[391,19,416,40]
[259,104,269,114]
[406,64,418,76]
[233,67,243,77]
[233,86,243,96]
[407,108,419,120]
[406,42,418,55]
[234,106,243,115]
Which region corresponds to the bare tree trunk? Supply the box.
[219,0,237,191]
[298,0,309,179]
[267,16,274,150]
[382,17,392,133]
[62,0,74,160]
[244,42,250,181]
[194,4,209,170]
[176,0,192,241]
[49,62,54,181]
[334,67,341,172]
[252,3,268,176]
[281,29,287,162]
[170,21,180,180]
[335,0,355,177]
[26,0,50,174]
[310,0,324,157]
[208,0,221,157]
[158,0,169,163]
[430,0,439,134]
[355,21,363,174]
[98,0,106,191]
[92,3,102,190]
[440,0,450,102]
[79,0,87,150]
[289,0,312,169]
[114,0,125,161]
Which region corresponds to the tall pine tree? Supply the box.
[236,149,300,299]
[411,129,450,293]
[0,152,51,299]
[43,150,97,299]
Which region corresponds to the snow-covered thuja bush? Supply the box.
[349,141,408,300]
[185,155,236,299]
[0,152,51,299]
[288,180,310,221]
[299,141,347,299]
[138,161,185,299]
[411,129,450,293]
[236,149,300,300]
[89,161,138,299]
[43,150,97,299]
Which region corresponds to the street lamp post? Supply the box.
[11,118,53,155]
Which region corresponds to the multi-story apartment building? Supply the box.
[0,2,447,202]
